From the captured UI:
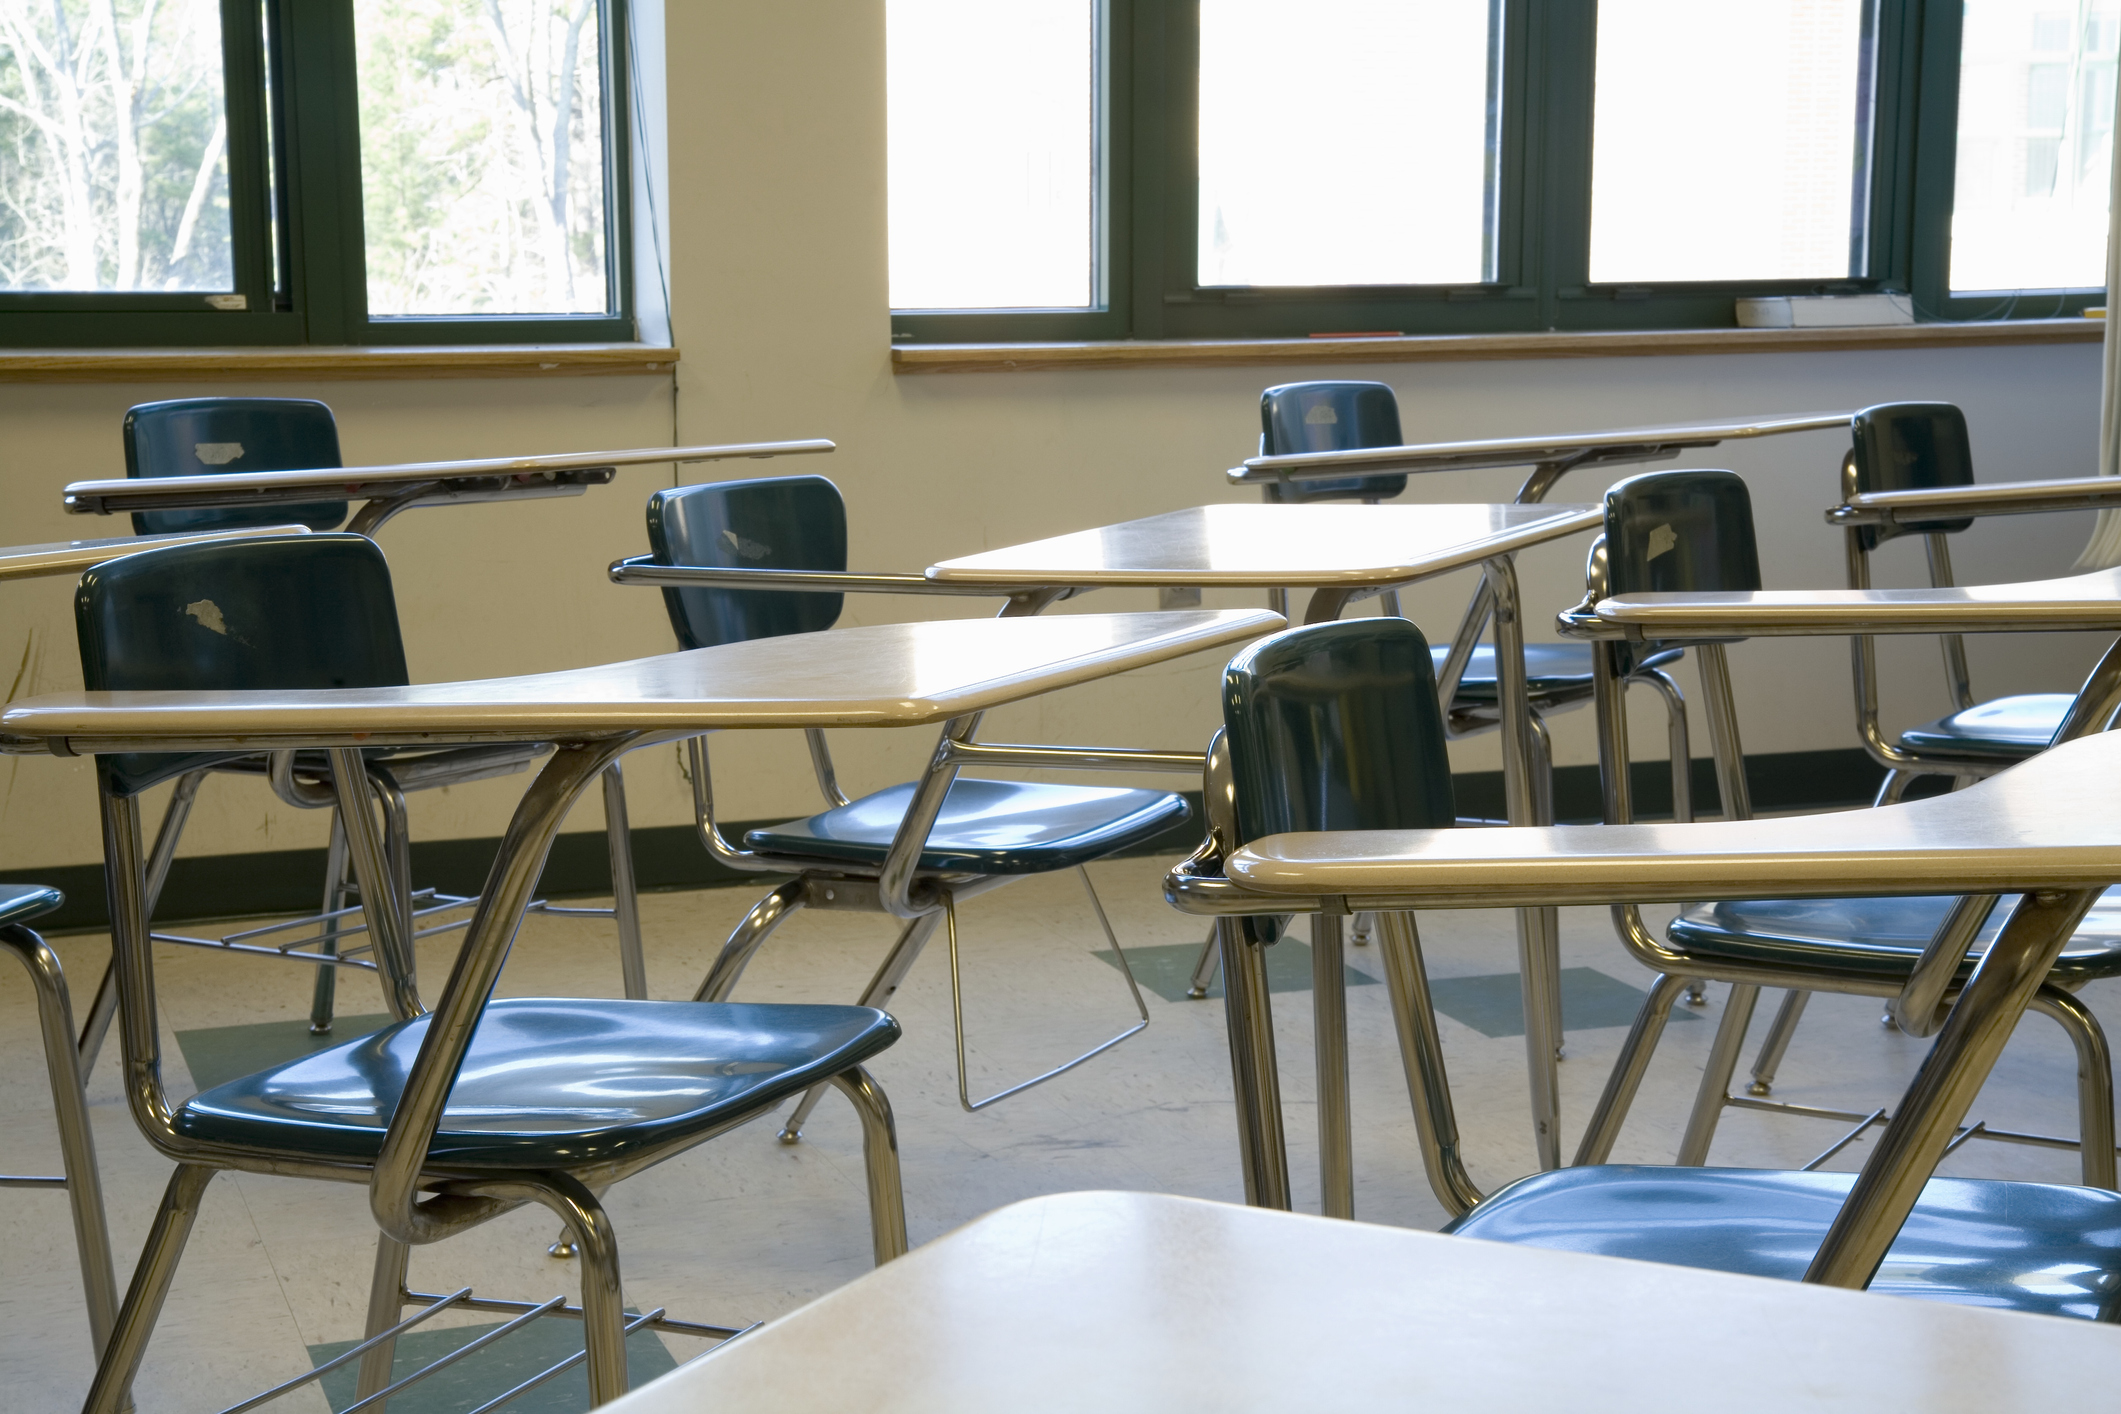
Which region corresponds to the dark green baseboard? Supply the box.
[5,747,1888,933]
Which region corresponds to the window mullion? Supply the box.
[217,0,274,310]
[276,0,364,345]
[1536,0,1597,323]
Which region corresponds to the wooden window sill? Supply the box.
[891,319,2102,373]
[0,344,680,383]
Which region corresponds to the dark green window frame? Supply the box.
[2,0,634,349]
[892,0,2097,345]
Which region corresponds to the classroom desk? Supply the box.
[1178,730,2121,1286]
[597,1190,2121,1414]
[1228,410,1852,497]
[59,438,833,535]
[930,501,1603,1187]
[0,608,1278,1062]
[2,609,1276,1412]
[0,525,313,582]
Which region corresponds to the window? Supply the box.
[888,0,2106,343]
[887,0,1097,310]
[1950,1,2118,294]
[0,0,632,347]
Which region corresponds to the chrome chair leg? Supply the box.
[82,1163,216,1414]
[1312,912,1354,1219]
[308,815,350,1034]
[523,1174,629,1407]
[1747,988,1811,1096]
[79,768,205,1072]
[1220,917,1291,1209]
[828,1066,910,1263]
[601,762,648,1000]
[1520,714,1565,1080]
[1349,912,1375,947]
[946,871,1150,1112]
[1676,982,1762,1166]
[1375,911,1484,1216]
[779,913,940,1144]
[696,880,806,1002]
[2026,985,2119,1189]
[1574,970,1695,1166]
[1185,926,1220,998]
[1630,666,1693,824]
[0,924,120,1362]
[355,1233,413,1402]
[1874,768,1915,807]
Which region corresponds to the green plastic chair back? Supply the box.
[1601,468,1762,661]
[1259,381,1409,503]
[75,534,409,795]
[1221,618,1456,846]
[645,475,847,649]
[123,398,349,536]
[1849,402,1978,548]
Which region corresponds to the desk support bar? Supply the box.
[944,741,1205,774]
[1806,886,2101,1289]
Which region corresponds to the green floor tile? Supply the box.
[309,1312,678,1413]
[175,1013,394,1093]
[1428,967,1694,1038]
[1094,939,1379,1004]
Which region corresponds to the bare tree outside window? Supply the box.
[0,0,231,292]
[355,0,609,317]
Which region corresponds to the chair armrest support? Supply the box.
[1829,475,2121,526]
[607,556,1027,597]
[685,736,782,875]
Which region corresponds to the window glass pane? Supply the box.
[0,0,231,292]
[888,0,1093,310]
[355,0,609,317]
[1196,0,1495,288]
[1950,2,2118,293]
[1589,0,1868,284]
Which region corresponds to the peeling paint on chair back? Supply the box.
[74,533,408,794]
[123,397,349,536]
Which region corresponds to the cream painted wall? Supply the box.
[0,0,2106,875]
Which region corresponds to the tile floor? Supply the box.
[4,857,2112,1411]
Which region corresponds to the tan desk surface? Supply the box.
[926,502,1600,588]
[1591,567,2121,638]
[60,438,833,516]
[0,525,311,582]
[1230,410,1851,486]
[1219,731,2121,907]
[1,609,1279,753]
[602,1191,2119,1414]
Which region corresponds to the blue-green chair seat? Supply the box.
[0,882,63,928]
[1670,888,2121,985]
[1447,1166,2121,1321]
[1897,693,2072,761]
[177,998,899,1168]
[1430,643,1594,704]
[744,779,1190,876]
